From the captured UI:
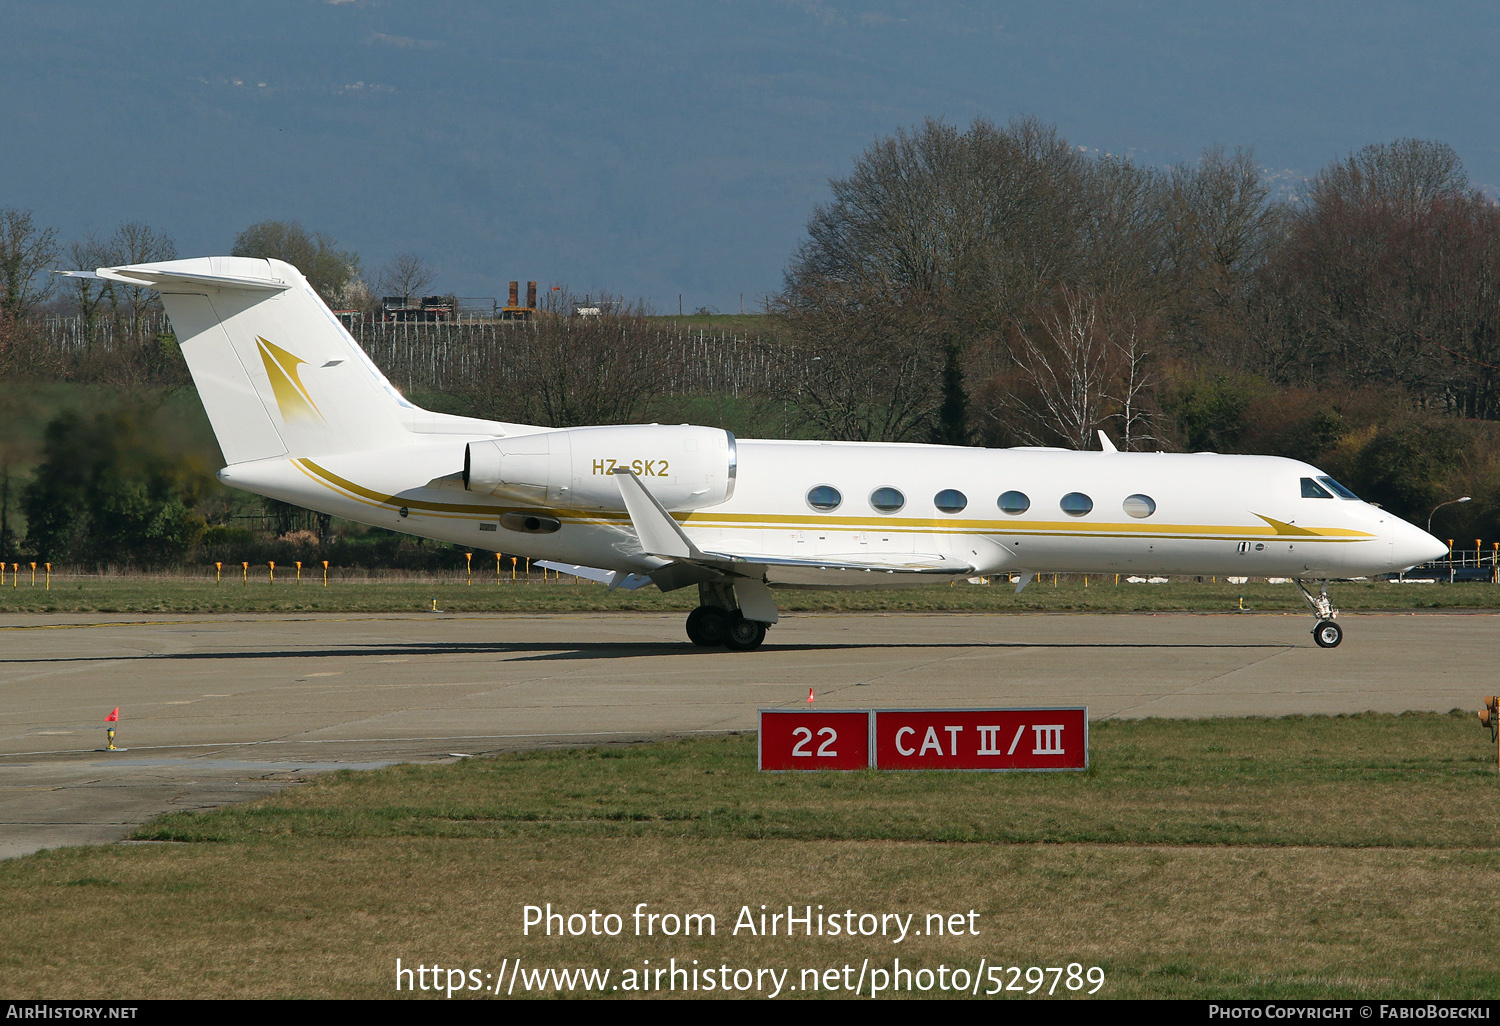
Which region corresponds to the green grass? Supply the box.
[0,574,1495,614]
[132,713,1500,849]
[3,715,1498,998]
[651,313,778,336]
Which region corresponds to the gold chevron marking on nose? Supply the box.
[257,336,323,424]
[1253,513,1321,537]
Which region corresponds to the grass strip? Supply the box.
[1,577,1498,614]
[2,713,1498,998]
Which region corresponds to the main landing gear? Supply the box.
[1295,579,1343,648]
[685,582,771,651]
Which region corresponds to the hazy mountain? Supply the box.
[3,1,1496,310]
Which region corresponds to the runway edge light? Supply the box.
[103,706,120,752]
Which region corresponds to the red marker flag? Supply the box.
[104,707,119,722]
[807,688,814,704]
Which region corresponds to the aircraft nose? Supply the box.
[1392,522,1449,569]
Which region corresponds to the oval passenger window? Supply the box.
[1060,492,1093,516]
[806,485,842,511]
[934,489,967,513]
[1122,494,1156,518]
[870,487,905,513]
[998,490,1030,515]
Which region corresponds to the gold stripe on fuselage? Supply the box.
[292,458,1374,544]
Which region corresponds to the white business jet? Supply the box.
[74,257,1448,651]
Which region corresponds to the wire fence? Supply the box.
[352,320,790,398]
[1,314,794,400]
[0,313,185,384]
[0,561,595,586]
[1403,548,1500,582]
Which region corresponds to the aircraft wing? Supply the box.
[535,561,653,590]
[708,552,975,588]
[611,468,975,588]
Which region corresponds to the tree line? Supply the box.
[0,217,444,565]
[3,121,1499,564]
[774,118,1500,545]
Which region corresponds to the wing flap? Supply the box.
[685,550,975,588]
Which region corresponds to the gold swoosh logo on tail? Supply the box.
[257,336,323,424]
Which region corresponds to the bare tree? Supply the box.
[1253,138,1500,416]
[110,222,176,338]
[458,291,669,427]
[988,286,1114,449]
[65,236,117,348]
[784,116,1086,323]
[776,281,948,442]
[1159,146,1281,357]
[1107,319,1162,450]
[375,253,436,300]
[1079,154,1170,306]
[0,209,59,321]
[1315,138,1467,218]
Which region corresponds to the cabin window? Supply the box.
[806,485,842,511]
[934,488,967,513]
[1301,477,1333,499]
[998,490,1030,514]
[1060,492,1093,516]
[1317,476,1359,499]
[1122,494,1156,518]
[870,487,906,513]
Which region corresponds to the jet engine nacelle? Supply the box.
[464,424,737,510]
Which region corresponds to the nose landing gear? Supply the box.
[1312,619,1343,648]
[1295,579,1343,648]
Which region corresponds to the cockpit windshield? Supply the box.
[1317,476,1360,499]
[1300,477,1333,498]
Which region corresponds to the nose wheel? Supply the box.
[1295,579,1343,648]
[1312,620,1343,648]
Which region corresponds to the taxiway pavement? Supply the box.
[1,609,1490,858]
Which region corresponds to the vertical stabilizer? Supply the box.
[95,256,416,464]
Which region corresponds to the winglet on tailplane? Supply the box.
[84,257,524,467]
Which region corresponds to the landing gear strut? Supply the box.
[685,582,771,651]
[1295,579,1343,648]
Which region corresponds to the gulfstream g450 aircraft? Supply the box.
[76,257,1448,651]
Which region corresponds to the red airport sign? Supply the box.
[758,710,872,771]
[758,707,1088,772]
[873,707,1087,771]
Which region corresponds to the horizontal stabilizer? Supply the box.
[60,266,292,292]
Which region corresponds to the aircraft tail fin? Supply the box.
[91,256,420,465]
